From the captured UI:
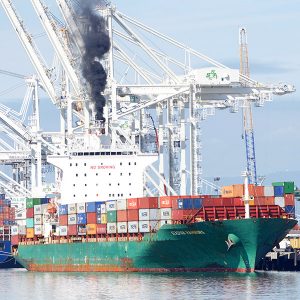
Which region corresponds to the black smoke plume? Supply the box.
[79,1,110,122]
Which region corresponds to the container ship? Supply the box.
[10,152,297,273]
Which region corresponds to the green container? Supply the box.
[284,182,294,194]
[107,211,117,223]
[26,198,34,208]
[33,198,41,206]
[272,182,284,187]
[26,218,34,228]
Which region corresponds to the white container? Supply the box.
[11,225,19,236]
[264,186,274,197]
[100,204,106,214]
[139,209,150,221]
[34,205,42,215]
[15,211,26,220]
[76,203,86,213]
[139,221,150,233]
[68,203,77,214]
[16,220,26,227]
[34,214,43,225]
[18,225,26,235]
[149,221,160,231]
[68,214,77,225]
[117,199,127,210]
[41,204,48,214]
[159,220,172,227]
[160,208,172,220]
[117,222,127,233]
[107,222,117,234]
[106,201,117,211]
[34,225,43,235]
[275,197,285,207]
[128,221,138,233]
[59,226,68,236]
[149,209,159,221]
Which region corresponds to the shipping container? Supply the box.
[41,198,49,205]
[26,218,34,228]
[149,209,159,221]
[106,200,117,211]
[101,214,107,224]
[159,196,172,208]
[34,225,43,235]
[274,186,284,197]
[107,222,117,234]
[78,224,86,235]
[138,197,158,209]
[68,224,77,235]
[87,212,97,224]
[117,199,127,210]
[149,220,160,231]
[77,213,87,225]
[284,182,295,194]
[19,225,26,235]
[11,225,19,236]
[107,211,117,223]
[86,224,97,234]
[0,194,5,200]
[11,235,19,245]
[86,202,96,213]
[117,222,127,233]
[127,198,138,210]
[59,226,68,236]
[128,221,138,233]
[76,203,86,213]
[96,224,107,234]
[139,221,150,233]
[34,205,42,215]
[68,214,77,225]
[59,204,68,215]
[68,203,77,214]
[264,186,274,197]
[272,182,284,187]
[127,209,139,221]
[33,198,41,206]
[160,208,172,220]
[221,185,244,198]
[248,185,264,197]
[193,198,203,209]
[26,207,34,218]
[95,201,104,214]
[34,215,43,225]
[26,228,34,238]
[117,210,127,222]
[284,194,295,206]
[139,209,150,221]
[275,197,285,207]
[100,204,106,214]
[285,205,295,214]
[254,196,275,206]
[59,215,68,226]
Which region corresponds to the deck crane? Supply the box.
[239,27,258,185]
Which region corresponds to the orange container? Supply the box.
[127,198,138,210]
[248,185,264,197]
[117,210,127,222]
[221,186,234,198]
[159,196,172,208]
[86,224,97,235]
[26,228,34,239]
[285,194,295,206]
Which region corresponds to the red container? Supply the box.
[159,196,173,208]
[127,209,139,221]
[138,197,158,209]
[203,198,224,206]
[254,196,274,205]
[117,210,127,222]
[3,207,9,213]
[172,209,184,220]
[248,185,264,197]
[68,225,77,235]
[26,208,34,218]
[11,235,19,245]
[87,212,97,224]
[127,198,138,210]
[285,194,295,206]
[59,215,68,226]
[96,224,107,234]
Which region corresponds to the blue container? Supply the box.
[4,199,11,206]
[26,218,34,228]
[193,198,203,209]
[77,213,87,225]
[274,186,284,197]
[183,198,193,209]
[59,204,68,215]
[285,205,295,214]
[41,198,49,204]
[95,202,105,214]
[3,220,10,225]
[0,194,5,200]
[177,199,183,209]
[86,202,96,213]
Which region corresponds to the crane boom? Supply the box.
[240,27,258,185]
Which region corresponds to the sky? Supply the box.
[0,0,299,185]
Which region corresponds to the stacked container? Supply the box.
[272,182,295,215]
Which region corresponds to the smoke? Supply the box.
[79,0,111,122]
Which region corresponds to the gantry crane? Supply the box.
[239,27,258,185]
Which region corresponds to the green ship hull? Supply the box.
[16,218,296,273]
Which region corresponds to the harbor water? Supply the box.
[1,269,300,299]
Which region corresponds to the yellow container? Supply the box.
[290,238,300,249]
[86,224,97,235]
[101,214,107,224]
[26,228,34,239]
